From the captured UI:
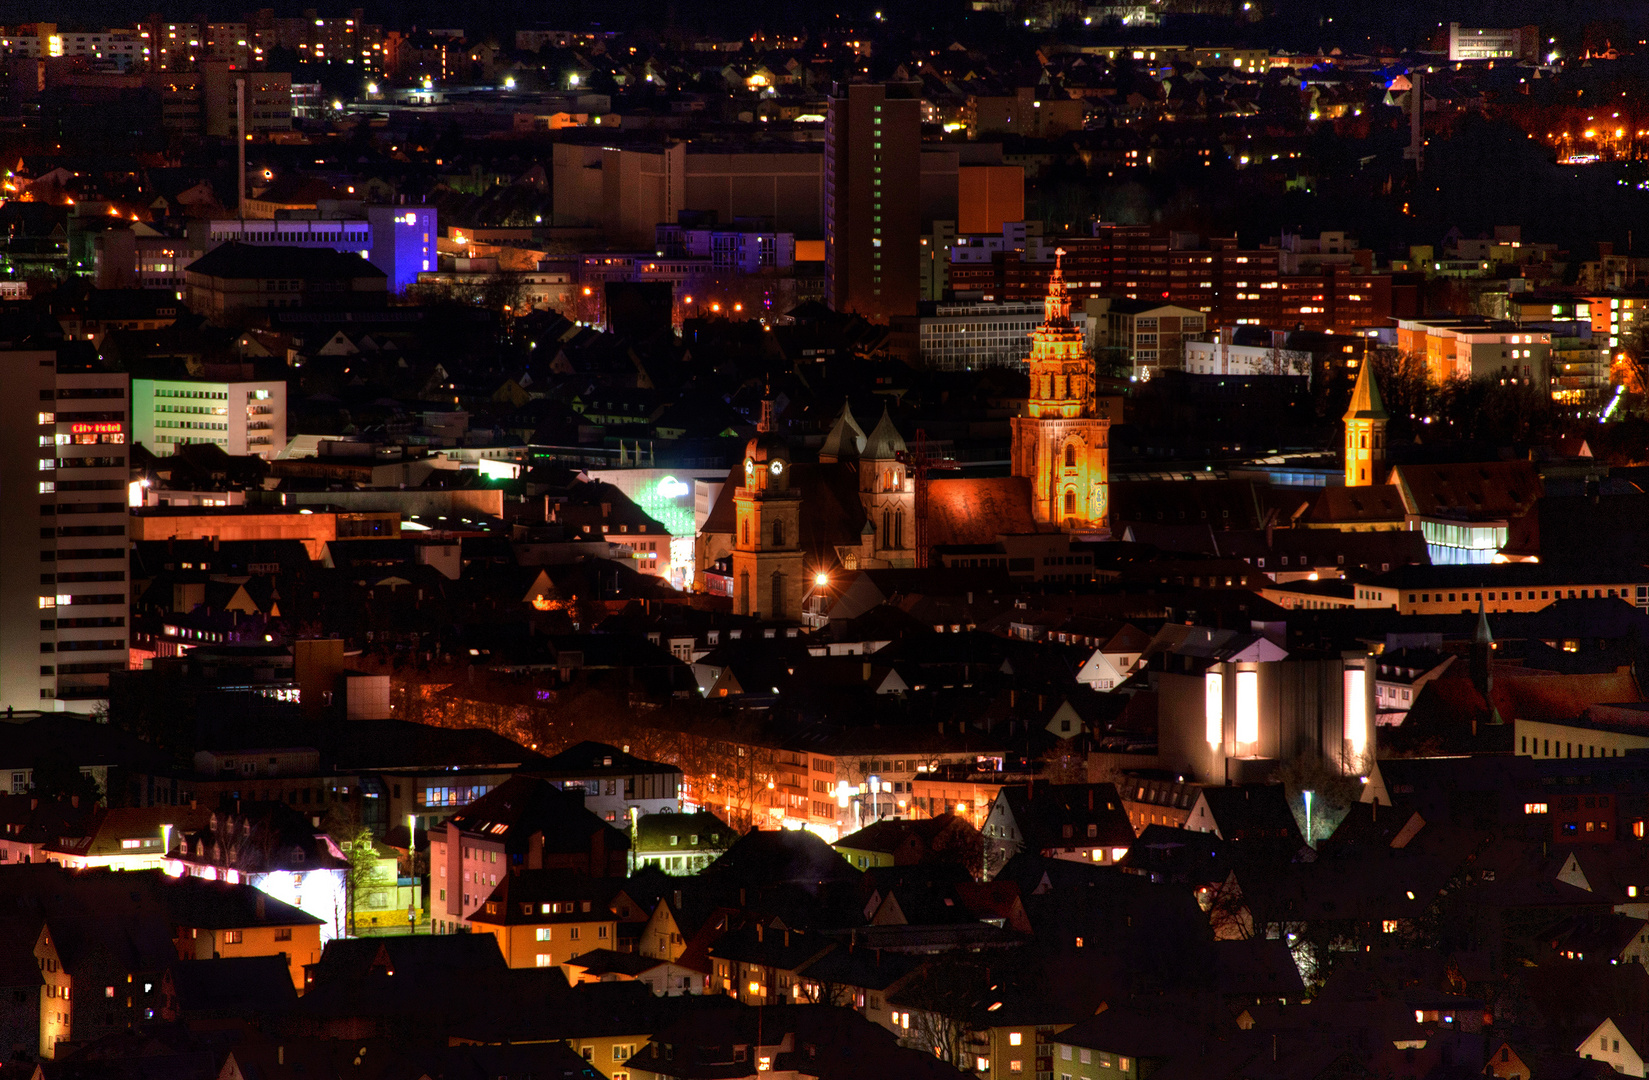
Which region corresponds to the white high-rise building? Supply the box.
[0,349,130,711]
[132,377,286,460]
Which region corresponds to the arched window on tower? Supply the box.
[1360,434,1368,450]
[738,572,750,616]
[1064,489,1077,516]
[771,571,785,617]
[741,519,749,547]
[893,510,905,549]
[772,519,785,547]
[1064,443,1077,468]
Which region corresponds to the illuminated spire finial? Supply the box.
[1044,247,1071,326]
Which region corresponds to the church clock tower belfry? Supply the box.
[1011,249,1111,531]
[732,398,805,620]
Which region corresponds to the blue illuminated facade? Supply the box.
[206,206,437,294]
[367,207,438,294]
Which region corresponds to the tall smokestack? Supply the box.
[236,78,247,216]
[1408,71,1424,173]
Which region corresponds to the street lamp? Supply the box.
[1302,790,1314,847]
[407,813,420,933]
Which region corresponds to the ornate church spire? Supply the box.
[1044,247,1071,326]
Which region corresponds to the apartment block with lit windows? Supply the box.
[0,346,129,712]
[949,227,1402,334]
[1578,293,1649,351]
[132,376,286,461]
[1393,317,1551,386]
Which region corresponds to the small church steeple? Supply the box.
[1343,361,1389,487]
[757,383,775,434]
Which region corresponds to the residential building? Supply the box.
[0,347,130,712]
[432,775,629,933]
[532,741,684,824]
[132,376,286,460]
[832,813,980,871]
[41,805,210,871]
[1104,300,1206,378]
[162,803,352,941]
[633,810,733,874]
[1578,1016,1647,1077]
[1578,292,1648,349]
[466,870,621,968]
[825,82,922,322]
[1393,317,1551,386]
[981,783,1136,877]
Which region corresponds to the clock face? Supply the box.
[770,460,784,476]
[744,458,754,474]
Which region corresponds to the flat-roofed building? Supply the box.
[132,376,286,460]
[0,347,130,712]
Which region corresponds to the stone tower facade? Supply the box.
[1343,361,1389,487]
[732,404,805,619]
[1010,249,1110,531]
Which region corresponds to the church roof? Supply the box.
[862,406,907,461]
[926,477,1048,546]
[1344,361,1389,422]
[819,402,866,462]
[1388,461,1541,521]
[1304,483,1405,525]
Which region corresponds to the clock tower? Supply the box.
[732,399,805,619]
[1011,250,1110,531]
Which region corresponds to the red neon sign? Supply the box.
[70,423,122,434]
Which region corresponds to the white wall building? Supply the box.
[916,299,1093,371]
[1183,329,1313,383]
[132,377,286,460]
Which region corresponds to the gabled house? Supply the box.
[466,869,622,969]
[708,919,833,1006]
[833,814,981,872]
[1075,624,1152,690]
[634,810,734,875]
[982,783,1135,878]
[1579,1015,1649,1077]
[1184,784,1304,848]
[433,776,631,932]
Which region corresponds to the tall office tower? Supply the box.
[824,82,921,322]
[0,346,129,712]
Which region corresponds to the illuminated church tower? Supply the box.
[1343,361,1389,487]
[732,397,804,619]
[1010,249,1110,531]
